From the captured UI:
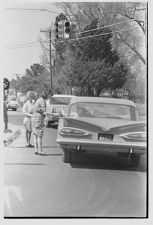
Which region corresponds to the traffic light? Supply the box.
[54,21,63,39]
[64,21,71,38]
[3,78,10,90]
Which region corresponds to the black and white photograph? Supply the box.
[1,0,148,222]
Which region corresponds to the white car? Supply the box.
[57,97,146,166]
[7,99,18,111]
[45,94,76,127]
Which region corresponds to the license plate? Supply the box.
[98,133,113,141]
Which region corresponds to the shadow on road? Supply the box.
[45,153,62,156]
[9,145,59,149]
[5,163,46,166]
[69,153,147,172]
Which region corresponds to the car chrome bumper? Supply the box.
[57,138,146,154]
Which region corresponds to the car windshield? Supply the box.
[49,97,71,105]
[69,102,132,120]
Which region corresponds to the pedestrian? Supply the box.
[32,90,48,155]
[22,91,35,147]
[46,90,54,107]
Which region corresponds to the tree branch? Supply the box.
[117,33,146,64]
[77,2,93,22]
[119,11,145,34]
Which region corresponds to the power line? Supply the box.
[68,27,137,42]
[6,8,60,14]
[6,7,146,17]
[4,44,40,50]
[4,42,39,49]
[75,18,137,36]
[4,27,137,50]
[4,19,131,49]
[4,16,142,49]
[4,16,141,49]
[4,40,49,49]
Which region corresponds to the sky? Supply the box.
[1,1,63,81]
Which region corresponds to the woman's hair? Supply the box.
[26,91,35,99]
[33,91,38,100]
[48,90,53,96]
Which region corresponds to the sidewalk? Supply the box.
[3,123,25,147]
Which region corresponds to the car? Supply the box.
[45,94,76,127]
[7,99,18,111]
[56,97,147,166]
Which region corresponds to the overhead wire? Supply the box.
[6,7,146,16]
[6,8,61,14]
[74,18,137,35]
[4,26,136,50]
[4,17,139,50]
[4,44,40,50]
[4,41,48,50]
[60,27,136,42]
[4,41,39,49]
[4,13,143,50]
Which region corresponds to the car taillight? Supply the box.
[120,132,146,141]
[59,127,89,136]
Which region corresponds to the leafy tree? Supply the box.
[55,2,146,101]
[59,2,147,64]
[40,2,146,101]
[19,63,51,95]
[68,58,127,96]
[66,18,128,96]
[10,74,21,97]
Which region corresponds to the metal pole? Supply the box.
[3,88,8,131]
[40,29,53,90]
[49,30,53,90]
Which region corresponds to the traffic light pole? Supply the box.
[49,30,53,90]
[40,29,53,90]
[3,88,8,131]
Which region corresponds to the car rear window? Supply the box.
[69,102,133,120]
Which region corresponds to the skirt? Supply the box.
[23,117,32,132]
[32,113,45,137]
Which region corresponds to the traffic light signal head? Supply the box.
[3,78,10,90]
[65,21,70,33]
[55,22,58,39]
[64,21,71,39]
[54,21,63,39]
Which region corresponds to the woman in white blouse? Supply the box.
[22,91,36,147]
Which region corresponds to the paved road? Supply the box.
[4,110,147,217]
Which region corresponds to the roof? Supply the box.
[70,96,136,107]
[53,94,76,98]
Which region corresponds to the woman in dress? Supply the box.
[32,90,48,155]
[22,91,35,147]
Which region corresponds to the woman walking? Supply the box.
[32,90,48,155]
[22,91,35,147]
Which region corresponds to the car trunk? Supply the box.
[62,117,146,135]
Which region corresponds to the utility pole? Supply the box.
[49,30,53,90]
[40,29,53,90]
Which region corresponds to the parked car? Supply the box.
[45,94,76,127]
[7,99,18,111]
[56,97,146,166]
[136,103,146,121]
